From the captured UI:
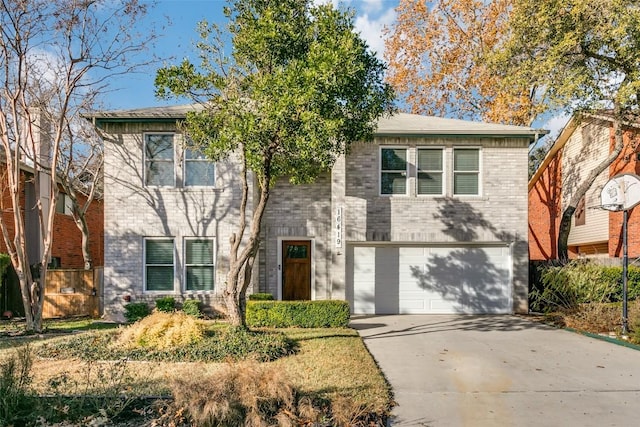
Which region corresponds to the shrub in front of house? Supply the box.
[155,296,176,313]
[182,299,202,317]
[248,292,274,301]
[246,300,350,328]
[123,302,150,323]
[117,311,204,350]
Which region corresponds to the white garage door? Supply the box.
[348,245,512,314]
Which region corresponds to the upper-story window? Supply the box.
[453,148,480,196]
[417,148,444,195]
[145,134,175,186]
[56,193,73,215]
[380,147,408,195]
[185,149,215,187]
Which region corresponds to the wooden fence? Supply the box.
[43,268,103,319]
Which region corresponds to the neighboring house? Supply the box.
[0,162,104,270]
[90,106,543,320]
[0,158,104,317]
[529,113,640,260]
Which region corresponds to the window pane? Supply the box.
[146,135,173,160]
[418,172,443,195]
[418,149,442,171]
[185,148,206,160]
[146,240,174,264]
[146,266,174,291]
[454,149,479,171]
[186,240,214,264]
[381,172,406,194]
[286,245,308,259]
[381,148,407,170]
[145,134,174,186]
[146,161,174,186]
[454,173,479,195]
[186,266,214,291]
[185,161,215,186]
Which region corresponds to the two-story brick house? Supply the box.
[90,105,543,320]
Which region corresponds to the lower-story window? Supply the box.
[145,238,175,291]
[185,238,215,291]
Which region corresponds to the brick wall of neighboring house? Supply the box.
[0,165,27,256]
[528,153,562,261]
[608,127,640,258]
[51,196,104,268]
[0,162,104,268]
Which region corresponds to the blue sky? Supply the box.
[107,0,399,110]
[105,0,565,138]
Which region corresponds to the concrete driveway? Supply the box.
[350,315,640,427]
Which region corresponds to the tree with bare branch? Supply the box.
[0,0,156,332]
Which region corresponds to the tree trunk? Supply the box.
[223,146,272,328]
[76,214,93,270]
[556,113,625,260]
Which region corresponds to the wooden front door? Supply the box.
[282,240,311,300]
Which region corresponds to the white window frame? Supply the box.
[55,193,74,215]
[379,146,409,196]
[143,237,176,293]
[183,148,216,187]
[144,132,175,187]
[183,237,216,292]
[452,147,482,196]
[416,147,445,196]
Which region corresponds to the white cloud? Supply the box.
[354,8,396,59]
[311,0,397,59]
[360,0,384,13]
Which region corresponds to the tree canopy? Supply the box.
[494,0,640,259]
[155,0,394,326]
[385,0,544,125]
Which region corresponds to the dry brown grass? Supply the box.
[549,300,640,337]
[166,361,305,427]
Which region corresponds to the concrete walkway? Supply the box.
[350,315,640,427]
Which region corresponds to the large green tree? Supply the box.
[155,0,394,327]
[494,0,640,260]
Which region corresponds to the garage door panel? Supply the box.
[349,245,511,314]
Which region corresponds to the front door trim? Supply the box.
[277,236,315,301]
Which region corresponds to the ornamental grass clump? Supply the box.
[116,311,204,350]
[168,361,318,427]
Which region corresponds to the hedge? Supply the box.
[531,261,640,312]
[246,300,350,328]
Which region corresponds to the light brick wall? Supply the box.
[260,174,332,299]
[344,136,530,313]
[100,122,250,320]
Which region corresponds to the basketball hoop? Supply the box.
[600,203,623,212]
[600,173,640,211]
[598,173,640,336]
